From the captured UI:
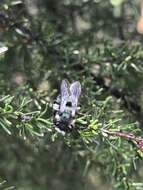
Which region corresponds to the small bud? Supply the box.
[137,3,143,34]
[137,17,143,34]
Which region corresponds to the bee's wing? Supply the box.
[60,79,70,113]
[70,81,81,117]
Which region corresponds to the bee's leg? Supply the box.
[53,102,60,112]
[53,95,60,112]
[70,119,75,129]
[54,127,65,136]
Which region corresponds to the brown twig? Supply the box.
[102,129,143,151]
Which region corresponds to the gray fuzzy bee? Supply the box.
[53,79,81,134]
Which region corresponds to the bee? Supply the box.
[53,79,81,134]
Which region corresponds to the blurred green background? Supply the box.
[0,0,143,189]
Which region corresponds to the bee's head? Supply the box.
[62,111,71,119]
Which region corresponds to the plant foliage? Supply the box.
[0,0,143,190]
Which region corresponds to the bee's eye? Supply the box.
[66,102,72,107]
